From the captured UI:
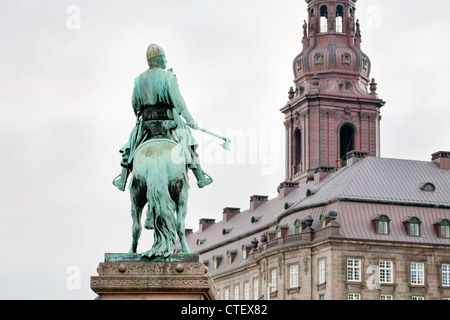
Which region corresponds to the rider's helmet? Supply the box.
[146,44,165,63]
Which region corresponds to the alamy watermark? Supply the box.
[66,265,81,290]
[168,126,284,177]
[66,5,81,30]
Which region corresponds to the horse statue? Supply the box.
[128,138,191,258]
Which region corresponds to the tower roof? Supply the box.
[294,0,371,97]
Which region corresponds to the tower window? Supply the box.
[320,6,328,33]
[336,6,344,32]
[340,123,356,166]
[294,128,302,173]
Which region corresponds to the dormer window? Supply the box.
[276,225,289,238]
[294,220,303,234]
[319,214,326,229]
[409,218,421,237]
[372,215,391,235]
[403,217,422,237]
[420,183,436,192]
[435,219,450,239]
[213,255,223,270]
[227,250,237,265]
[196,239,206,245]
[242,245,252,260]
[378,216,390,235]
[441,220,450,239]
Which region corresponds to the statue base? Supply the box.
[91,253,219,300]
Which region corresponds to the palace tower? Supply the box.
[281,0,385,183]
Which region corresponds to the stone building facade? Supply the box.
[183,0,450,300]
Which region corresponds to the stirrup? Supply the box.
[113,174,126,192]
[197,172,213,189]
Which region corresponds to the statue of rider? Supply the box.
[113,44,213,191]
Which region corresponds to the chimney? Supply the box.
[185,229,193,236]
[432,151,450,170]
[346,151,369,167]
[223,207,240,222]
[199,218,215,232]
[250,195,268,211]
[313,166,335,184]
[278,181,300,198]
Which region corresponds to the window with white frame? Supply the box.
[379,260,393,284]
[289,265,299,288]
[319,259,326,284]
[224,287,230,300]
[380,295,393,300]
[271,269,277,292]
[234,284,240,300]
[411,296,424,300]
[411,262,425,285]
[253,278,259,300]
[244,282,250,300]
[348,293,361,300]
[347,259,361,282]
[442,264,450,287]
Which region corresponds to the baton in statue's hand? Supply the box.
[197,127,231,151]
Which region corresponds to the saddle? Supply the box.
[142,104,176,139]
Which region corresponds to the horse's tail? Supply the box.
[143,158,177,259]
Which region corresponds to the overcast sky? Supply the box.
[0,0,449,300]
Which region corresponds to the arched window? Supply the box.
[294,220,302,234]
[319,215,326,229]
[294,128,302,173]
[377,215,390,235]
[242,245,248,260]
[227,250,237,265]
[440,220,450,239]
[409,217,421,237]
[420,182,436,192]
[320,6,328,33]
[340,123,356,166]
[336,6,344,32]
[276,226,282,238]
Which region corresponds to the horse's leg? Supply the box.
[129,176,147,254]
[170,178,191,253]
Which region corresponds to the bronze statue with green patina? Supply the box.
[113,44,215,258]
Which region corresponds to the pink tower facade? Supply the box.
[281,0,385,183]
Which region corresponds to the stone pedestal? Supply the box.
[91,253,219,300]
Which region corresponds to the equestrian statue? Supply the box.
[112,44,229,259]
